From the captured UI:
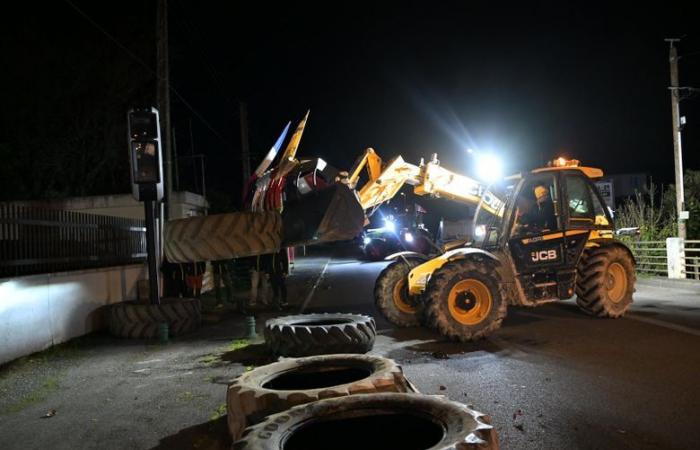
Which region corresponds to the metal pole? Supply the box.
[200,155,207,215]
[240,102,251,184]
[189,119,199,193]
[666,38,686,240]
[157,0,173,220]
[144,200,160,304]
[172,126,179,192]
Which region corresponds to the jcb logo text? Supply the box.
[531,249,557,262]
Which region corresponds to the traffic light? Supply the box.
[128,107,164,201]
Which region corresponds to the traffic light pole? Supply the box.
[144,200,160,305]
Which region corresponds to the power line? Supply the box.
[174,0,239,112]
[63,0,228,143]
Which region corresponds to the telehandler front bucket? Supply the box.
[163,184,364,263]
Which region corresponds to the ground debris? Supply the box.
[439,385,447,391]
[514,423,525,432]
[41,409,56,419]
[513,409,523,420]
[432,351,450,359]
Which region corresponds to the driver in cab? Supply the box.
[515,185,557,234]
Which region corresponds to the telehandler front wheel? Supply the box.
[576,245,635,317]
[423,260,507,341]
[374,258,423,327]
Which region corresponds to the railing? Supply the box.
[0,203,147,278]
[683,240,700,280]
[629,240,668,277]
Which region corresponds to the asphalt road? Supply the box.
[1,247,698,450]
[298,248,700,450]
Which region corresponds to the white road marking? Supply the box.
[627,314,700,337]
[517,309,700,337]
[298,258,331,313]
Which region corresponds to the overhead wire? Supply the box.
[63,0,228,144]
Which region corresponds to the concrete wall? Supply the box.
[0,264,146,365]
[20,191,208,220]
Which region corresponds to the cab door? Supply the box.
[505,172,589,301]
[507,173,569,274]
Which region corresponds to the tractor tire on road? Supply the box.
[233,393,498,450]
[108,298,201,339]
[226,354,413,441]
[374,258,423,327]
[423,259,507,342]
[576,245,635,317]
[264,313,375,357]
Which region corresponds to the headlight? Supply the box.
[384,219,396,232]
[474,225,486,238]
[363,237,372,245]
[404,232,414,243]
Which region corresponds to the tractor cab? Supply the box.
[475,158,615,304]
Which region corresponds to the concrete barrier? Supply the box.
[0,264,145,365]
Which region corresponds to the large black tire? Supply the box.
[227,354,414,441]
[108,298,201,338]
[264,313,375,357]
[423,259,507,342]
[576,245,635,317]
[233,393,498,450]
[164,210,282,263]
[374,258,423,327]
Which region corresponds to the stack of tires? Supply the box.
[227,312,499,450]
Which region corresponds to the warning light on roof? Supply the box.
[550,157,580,167]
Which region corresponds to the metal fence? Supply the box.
[628,240,668,277]
[683,240,700,280]
[0,203,147,278]
[628,239,700,280]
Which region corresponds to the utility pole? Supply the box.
[240,102,251,187]
[157,0,173,219]
[172,127,179,192]
[666,38,687,240]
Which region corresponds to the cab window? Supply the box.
[590,184,610,226]
[565,175,596,226]
[511,175,559,236]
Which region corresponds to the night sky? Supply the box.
[2,1,699,204]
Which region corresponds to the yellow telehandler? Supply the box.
[349,151,635,340]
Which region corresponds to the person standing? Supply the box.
[267,248,289,310]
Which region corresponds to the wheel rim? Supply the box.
[393,278,416,314]
[606,262,627,303]
[447,279,492,325]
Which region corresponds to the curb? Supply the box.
[636,277,700,292]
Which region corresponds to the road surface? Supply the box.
[296,247,700,450]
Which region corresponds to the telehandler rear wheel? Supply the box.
[576,245,635,317]
[423,259,507,341]
[374,258,423,327]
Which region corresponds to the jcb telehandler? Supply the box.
[357,153,636,341]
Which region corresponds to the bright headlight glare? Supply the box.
[384,219,396,232]
[475,153,503,183]
[474,225,486,238]
[404,232,414,243]
[363,237,372,245]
